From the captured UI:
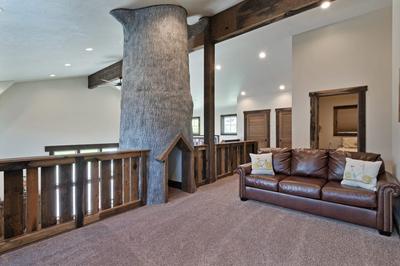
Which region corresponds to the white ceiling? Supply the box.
[0,0,242,83]
[189,0,392,110]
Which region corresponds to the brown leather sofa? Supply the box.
[236,148,400,235]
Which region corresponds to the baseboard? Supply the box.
[168,180,182,189]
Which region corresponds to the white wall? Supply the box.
[293,8,393,171]
[237,91,292,147]
[0,77,121,158]
[392,0,400,178]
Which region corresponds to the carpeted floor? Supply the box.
[1,175,400,266]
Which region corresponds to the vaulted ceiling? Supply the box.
[0,0,242,83]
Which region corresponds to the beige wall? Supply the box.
[318,94,358,149]
[0,77,121,159]
[293,8,393,171]
[392,0,400,178]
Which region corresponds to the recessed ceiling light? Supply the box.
[321,1,331,9]
[259,51,267,59]
[279,85,286,90]
[64,63,71,67]
[215,64,222,70]
[241,91,246,96]
[49,74,56,77]
[85,47,94,52]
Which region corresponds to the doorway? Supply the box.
[244,109,270,148]
[276,108,292,148]
[309,86,367,152]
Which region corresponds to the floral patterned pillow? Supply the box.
[341,158,382,191]
[250,153,275,175]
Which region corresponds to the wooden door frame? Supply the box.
[309,86,367,152]
[243,109,271,148]
[275,108,292,148]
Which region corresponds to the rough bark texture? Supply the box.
[111,5,194,205]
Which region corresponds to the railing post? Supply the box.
[75,157,85,228]
[140,152,148,205]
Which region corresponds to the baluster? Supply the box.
[221,147,226,175]
[75,157,85,228]
[123,158,130,203]
[26,167,39,233]
[140,153,148,205]
[91,160,100,215]
[41,166,57,228]
[101,160,112,210]
[58,164,73,223]
[113,159,123,206]
[131,158,139,201]
[4,170,24,238]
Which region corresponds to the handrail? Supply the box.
[0,149,149,253]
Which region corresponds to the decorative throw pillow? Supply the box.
[250,153,275,175]
[341,158,382,191]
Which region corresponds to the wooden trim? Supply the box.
[243,109,271,148]
[156,133,194,162]
[220,114,238,135]
[275,108,292,148]
[45,143,119,154]
[333,105,358,137]
[309,86,367,152]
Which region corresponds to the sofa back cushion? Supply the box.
[291,149,328,179]
[328,150,385,181]
[258,148,291,175]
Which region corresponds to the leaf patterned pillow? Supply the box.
[341,158,382,191]
[250,153,275,175]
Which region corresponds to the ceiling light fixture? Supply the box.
[241,91,246,96]
[215,64,222,70]
[49,74,56,77]
[64,63,71,67]
[259,51,267,59]
[320,1,331,9]
[85,47,94,52]
[279,85,286,90]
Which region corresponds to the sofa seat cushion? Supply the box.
[279,176,326,199]
[245,175,287,192]
[322,181,377,209]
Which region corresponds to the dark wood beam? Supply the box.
[88,61,122,89]
[203,20,216,183]
[210,0,327,42]
[88,0,330,88]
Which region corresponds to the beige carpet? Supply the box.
[1,175,399,266]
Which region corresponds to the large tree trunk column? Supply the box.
[111,5,193,205]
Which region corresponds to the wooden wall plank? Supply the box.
[58,164,73,223]
[140,153,147,205]
[41,166,57,228]
[130,158,139,201]
[123,158,130,203]
[26,168,39,233]
[91,161,100,214]
[101,161,112,210]
[113,159,123,206]
[4,170,24,238]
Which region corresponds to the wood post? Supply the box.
[75,157,86,228]
[4,170,24,239]
[204,18,216,183]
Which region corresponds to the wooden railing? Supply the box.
[45,143,119,155]
[44,140,257,185]
[0,150,148,253]
[215,141,257,179]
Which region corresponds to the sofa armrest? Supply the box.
[376,172,400,233]
[235,163,252,199]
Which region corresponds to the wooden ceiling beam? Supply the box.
[88,0,332,88]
